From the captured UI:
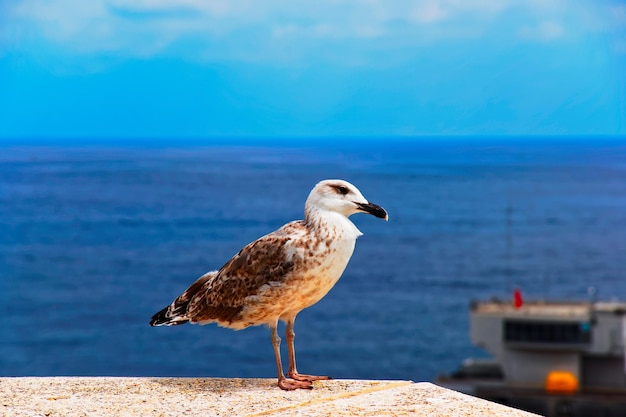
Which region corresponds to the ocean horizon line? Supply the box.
[0,134,624,148]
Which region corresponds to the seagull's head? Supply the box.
[305,179,388,221]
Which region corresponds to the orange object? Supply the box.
[545,371,579,393]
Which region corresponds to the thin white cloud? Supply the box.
[411,1,448,24]
[0,0,621,63]
[518,21,565,41]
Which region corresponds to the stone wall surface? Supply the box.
[0,377,541,416]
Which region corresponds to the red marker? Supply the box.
[513,288,523,308]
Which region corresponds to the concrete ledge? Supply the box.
[1,377,539,416]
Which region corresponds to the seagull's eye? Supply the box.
[334,185,349,195]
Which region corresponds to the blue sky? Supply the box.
[1,0,625,139]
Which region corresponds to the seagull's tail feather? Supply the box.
[149,305,189,326]
[149,270,218,327]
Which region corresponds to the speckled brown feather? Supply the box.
[149,270,218,326]
[186,221,307,325]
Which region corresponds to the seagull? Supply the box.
[150,179,388,390]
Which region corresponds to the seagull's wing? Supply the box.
[186,221,308,324]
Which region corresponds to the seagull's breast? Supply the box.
[263,239,351,322]
[280,215,359,316]
[234,212,361,326]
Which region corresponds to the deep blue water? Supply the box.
[1,138,625,382]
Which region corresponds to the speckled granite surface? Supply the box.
[0,378,539,416]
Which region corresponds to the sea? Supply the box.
[1,138,625,382]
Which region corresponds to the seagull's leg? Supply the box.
[271,324,312,390]
[286,319,331,382]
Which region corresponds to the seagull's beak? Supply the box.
[355,202,389,221]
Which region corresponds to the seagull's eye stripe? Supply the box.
[332,185,350,195]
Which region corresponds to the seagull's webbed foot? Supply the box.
[278,377,313,390]
[287,372,332,382]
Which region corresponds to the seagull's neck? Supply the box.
[304,207,363,240]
